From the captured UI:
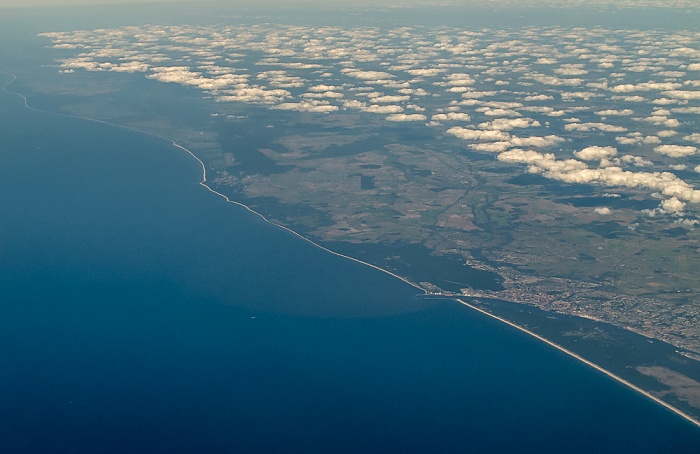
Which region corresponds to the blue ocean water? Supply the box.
[1,74,699,453]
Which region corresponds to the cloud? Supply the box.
[431,112,471,122]
[273,101,339,113]
[561,91,599,101]
[498,150,700,207]
[616,135,661,145]
[520,106,556,114]
[523,94,553,101]
[651,98,678,105]
[302,91,344,99]
[637,115,680,127]
[216,86,291,104]
[658,130,678,137]
[594,109,634,116]
[613,95,647,102]
[343,99,404,114]
[406,68,444,77]
[594,207,611,214]
[469,142,511,152]
[574,146,618,161]
[460,90,498,99]
[660,197,686,214]
[52,43,82,49]
[385,113,427,122]
[683,133,700,144]
[655,70,686,78]
[654,144,698,157]
[364,104,404,113]
[478,108,522,117]
[609,81,682,92]
[483,101,523,109]
[497,149,588,173]
[621,155,654,167]
[308,84,342,92]
[528,73,584,86]
[341,68,395,81]
[146,66,201,84]
[257,71,306,88]
[398,87,429,96]
[663,90,700,100]
[564,122,627,132]
[508,135,565,147]
[368,95,410,103]
[446,127,510,141]
[443,73,476,86]
[111,61,149,73]
[672,218,699,229]
[478,118,540,130]
[673,107,700,114]
[553,66,588,76]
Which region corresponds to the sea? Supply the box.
[1,5,700,453]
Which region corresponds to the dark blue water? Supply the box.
[1,75,699,453]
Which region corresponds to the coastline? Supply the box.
[3,70,699,430]
[0,70,424,295]
[455,298,700,429]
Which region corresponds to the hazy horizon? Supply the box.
[2,0,699,9]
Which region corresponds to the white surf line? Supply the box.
[170,141,426,292]
[0,70,425,293]
[0,71,17,92]
[455,297,700,429]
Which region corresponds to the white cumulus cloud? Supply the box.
[654,144,698,157]
[574,146,618,161]
[386,113,427,122]
[478,118,540,131]
[431,112,472,122]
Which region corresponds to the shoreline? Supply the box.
[0,70,424,295]
[456,298,700,429]
[2,70,699,430]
